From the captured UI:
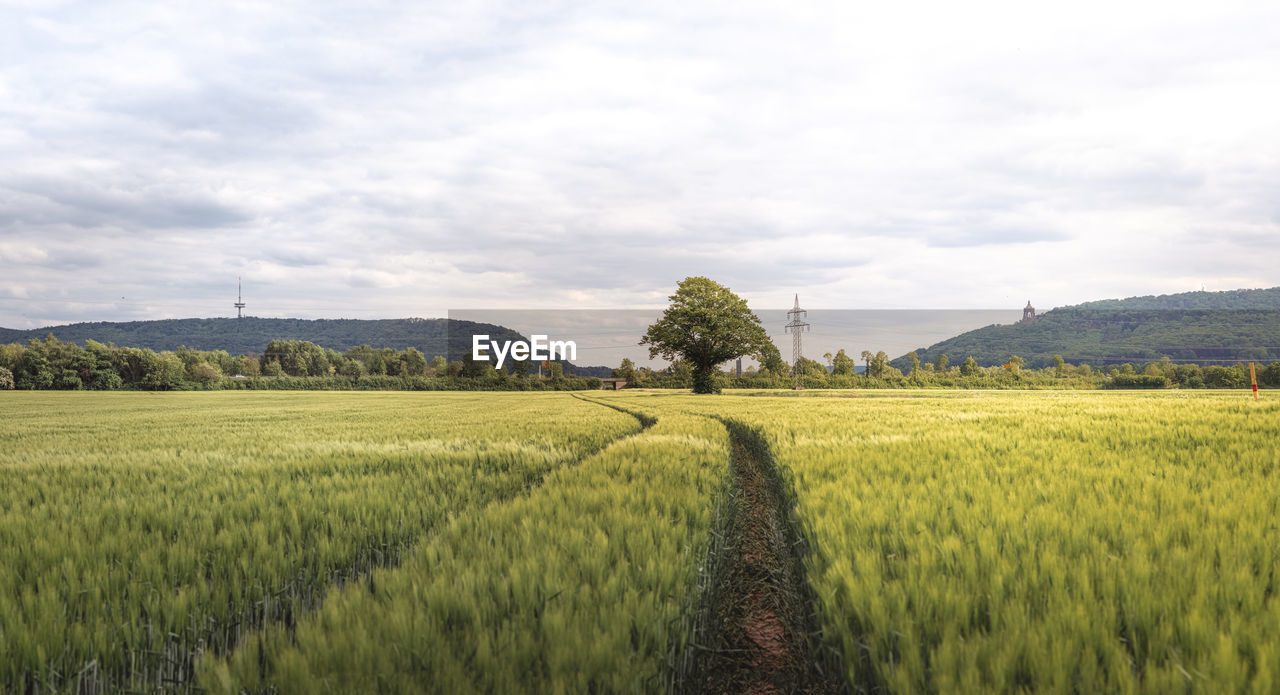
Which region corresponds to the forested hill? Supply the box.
[1068,286,1280,310]
[891,287,1280,370]
[0,317,612,376]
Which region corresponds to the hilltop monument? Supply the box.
[1021,300,1036,323]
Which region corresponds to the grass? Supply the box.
[3,389,1277,693]
[655,389,1280,694]
[201,399,730,694]
[0,391,638,693]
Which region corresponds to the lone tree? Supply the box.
[641,277,774,394]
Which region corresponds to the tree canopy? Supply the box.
[641,277,774,393]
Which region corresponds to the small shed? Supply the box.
[599,378,628,391]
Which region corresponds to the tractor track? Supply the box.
[675,421,848,695]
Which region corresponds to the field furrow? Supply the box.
[0,392,639,693]
[652,390,1280,694]
[674,419,845,695]
[201,401,730,694]
[5,389,1278,693]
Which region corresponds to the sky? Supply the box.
[2,0,1278,330]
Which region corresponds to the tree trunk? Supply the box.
[692,364,721,394]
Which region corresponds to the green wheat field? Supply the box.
[2,390,1277,694]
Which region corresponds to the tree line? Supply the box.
[895,308,1280,372]
[0,317,512,361]
[611,351,1280,391]
[0,336,601,391]
[628,277,1279,393]
[3,334,1272,393]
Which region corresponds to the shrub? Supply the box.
[54,368,83,390]
[88,371,123,391]
[1260,361,1280,387]
[189,362,223,385]
[1203,365,1246,388]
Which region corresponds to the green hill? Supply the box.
[0,317,612,376]
[892,287,1280,370]
[1069,287,1280,310]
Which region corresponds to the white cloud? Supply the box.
[1,0,1278,328]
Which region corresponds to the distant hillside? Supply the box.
[1069,287,1280,310]
[0,317,612,377]
[891,287,1280,370]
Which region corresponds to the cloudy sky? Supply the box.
[2,0,1278,329]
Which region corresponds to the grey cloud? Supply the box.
[31,247,106,270]
[104,82,318,140]
[266,251,328,268]
[926,226,1071,248]
[1,0,1278,327]
[2,177,251,230]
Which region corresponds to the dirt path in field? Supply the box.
[676,424,846,695]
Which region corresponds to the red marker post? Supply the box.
[1250,362,1259,400]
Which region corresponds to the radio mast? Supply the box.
[234,277,246,318]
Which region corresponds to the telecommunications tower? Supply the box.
[784,294,810,366]
[234,277,246,318]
